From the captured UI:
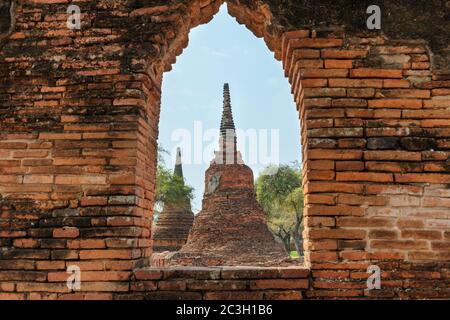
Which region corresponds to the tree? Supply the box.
[255,162,304,256]
[153,147,194,222]
[286,187,304,256]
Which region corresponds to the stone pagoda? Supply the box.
[167,83,291,267]
[152,148,194,252]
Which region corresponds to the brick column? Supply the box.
[283,30,450,298]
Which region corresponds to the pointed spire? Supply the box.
[212,83,243,165]
[220,83,235,137]
[174,147,183,178]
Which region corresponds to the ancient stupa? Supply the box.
[167,83,291,267]
[152,148,194,252]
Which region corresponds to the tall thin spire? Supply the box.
[174,147,183,178]
[220,83,235,136]
[212,83,243,165]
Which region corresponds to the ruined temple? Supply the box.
[0,0,449,300]
[152,148,194,252]
[168,84,291,267]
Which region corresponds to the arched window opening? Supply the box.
[151,4,303,267]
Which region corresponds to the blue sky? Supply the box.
[159,4,300,212]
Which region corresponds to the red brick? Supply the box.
[36,261,66,270]
[304,88,346,98]
[371,240,428,250]
[336,172,393,182]
[383,79,411,88]
[13,239,39,248]
[337,195,387,206]
[79,249,136,260]
[301,79,327,88]
[347,88,375,97]
[67,239,106,249]
[350,68,403,78]
[313,270,349,279]
[325,60,353,69]
[264,291,303,300]
[290,38,343,48]
[307,170,335,181]
[368,230,398,239]
[368,99,422,109]
[395,173,450,183]
[80,196,108,206]
[402,230,442,240]
[306,160,335,170]
[305,182,364,194]
[304,239,338,250]
[321,49,367,59]
[187,280,246,291]
[364,151,421,161]
[301,69,349,78]
[329,79,383,88]
[158,281,186,291]
[309,251,338,262]
[308,228,366,239]
[305,194,336,205]
[53,227,79,239]
[39,133,82,140]
[204,291,263,300]
[249,279,309,290]
[336,161,364,171]
[403,109,450,119]
[134,269,163,280]
[308,149,362,160]
[55,175,107,185]
[306,205,365,217]
[376,89,430,99]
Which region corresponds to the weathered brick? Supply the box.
[306,205,365,217]
[325,60,353,69]
[364,151,422,161]
[350,68,403,78]
[329,79,383,88]
[308,229,366,239]
[336,172,393,182]
[249,279,309,290]
[368,99,422,109]
[53,227,79,239]
[321,49,367,59]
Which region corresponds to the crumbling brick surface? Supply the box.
[152,205,194,252]
[0,0,449,299]
[168,164,293,267]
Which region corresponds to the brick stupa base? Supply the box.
[152,204,194,252]
[167,164,293,267]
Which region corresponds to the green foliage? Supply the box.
[155,165,194,206]
[255,162,304,255]
[153,147,194,221]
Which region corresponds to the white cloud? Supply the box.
[201,46,229,58]
[266,77,280,86]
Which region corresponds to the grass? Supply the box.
[290,251,300,259]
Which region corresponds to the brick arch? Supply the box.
[146,0,283,81]
[133,0,291,232]
[138,0,311,259]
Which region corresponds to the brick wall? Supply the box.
[0,0,449,299]
[281,29,450,298]
[129,267,310,300]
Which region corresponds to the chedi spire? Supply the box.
[213,83,243,165]
[174,147,183,178]
[220,83,235,136]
